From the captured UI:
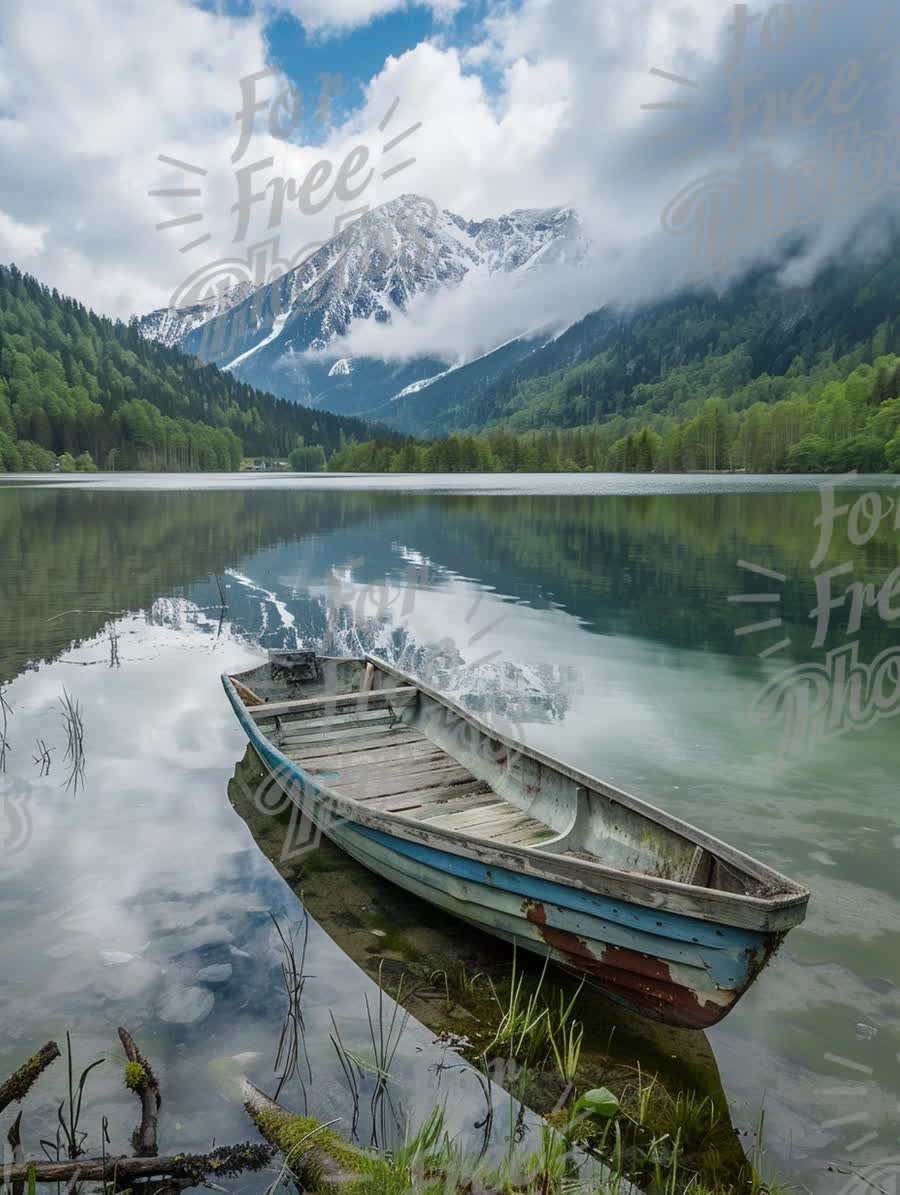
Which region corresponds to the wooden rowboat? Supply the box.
[223,652,809,1029]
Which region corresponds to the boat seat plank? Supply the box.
[276,709,402,734]
[251,686,417,722]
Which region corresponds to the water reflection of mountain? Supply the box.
[6,484,896,689]
[192,487,900,671]
[313,491,900,666]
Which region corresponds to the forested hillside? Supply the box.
[0,266,378,471]
[426,254,900,438]
[330,248,900,473]
[329,349,900,474]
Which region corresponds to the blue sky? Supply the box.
[194,0,500,141]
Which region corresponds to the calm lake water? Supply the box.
[1,472,898,1191]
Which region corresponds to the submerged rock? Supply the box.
[159,986,215,1025]
[195,963,233,984]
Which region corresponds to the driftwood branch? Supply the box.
[0,1042,60,1115]
[0,1144,275,1186]
[118,1026,160,1156]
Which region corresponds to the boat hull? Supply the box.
[328,820,774,1029]
[229,683,780,1029]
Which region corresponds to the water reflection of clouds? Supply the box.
[0,617,545,1169]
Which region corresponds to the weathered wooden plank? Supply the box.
[360,793,430,816]
[334,765,473,802]
[478,811,541,835]
[684,845,710,887]
[366,781,492,814]
[469,817,546,843]
[307,750,449,785]
[499,823,559,846]
[280,719,419,743]
[334,763,471,800]
[232,678,265,706]
[251,686,417,722]
[286,730,425,759]
[279,726,423,755]
[413,789,500,819]
[293,738,441,770]
[428,804,530,834]
[416,796,508,823]
[484,816,554,842]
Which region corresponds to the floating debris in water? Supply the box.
[855,1022,879,1041]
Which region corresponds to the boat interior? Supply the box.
[229,652,792,899]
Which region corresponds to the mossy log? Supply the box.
[119,1025,161,1156]
[0,1042,60,1114]
[241,1078,371,1192]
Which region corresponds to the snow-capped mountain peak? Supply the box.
[136,194,587,418]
